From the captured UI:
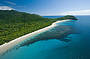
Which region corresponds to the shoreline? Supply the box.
[0,20,69,54]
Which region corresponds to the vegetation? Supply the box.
[0,10,77,45]
[56,15,78,20]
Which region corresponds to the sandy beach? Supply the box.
[0,20,69,54]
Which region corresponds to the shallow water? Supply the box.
[1,16,90,59]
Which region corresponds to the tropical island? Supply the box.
[0,10,77,45]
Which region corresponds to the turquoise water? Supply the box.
[1,16,90,59]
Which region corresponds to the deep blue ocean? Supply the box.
[1,16,90,59]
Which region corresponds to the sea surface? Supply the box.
[1,16,90,59]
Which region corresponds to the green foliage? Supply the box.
[0,10,77,45]
[57,15,78,20]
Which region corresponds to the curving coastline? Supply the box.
[0,20,70,54]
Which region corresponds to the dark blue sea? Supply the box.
[1,16,90,59]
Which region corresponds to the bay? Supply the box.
[1,16,90,59]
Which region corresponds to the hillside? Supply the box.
[0,10,77,45]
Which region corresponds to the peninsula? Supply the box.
[0,10,77,45]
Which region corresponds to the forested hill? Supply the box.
[0,10,77,45]
[0,10,77,23]
[0,10,46,23]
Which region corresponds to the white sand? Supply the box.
[0,20,69,54]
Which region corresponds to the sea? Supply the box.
[0,16,90,59]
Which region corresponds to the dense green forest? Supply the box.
[0,10,77,45]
